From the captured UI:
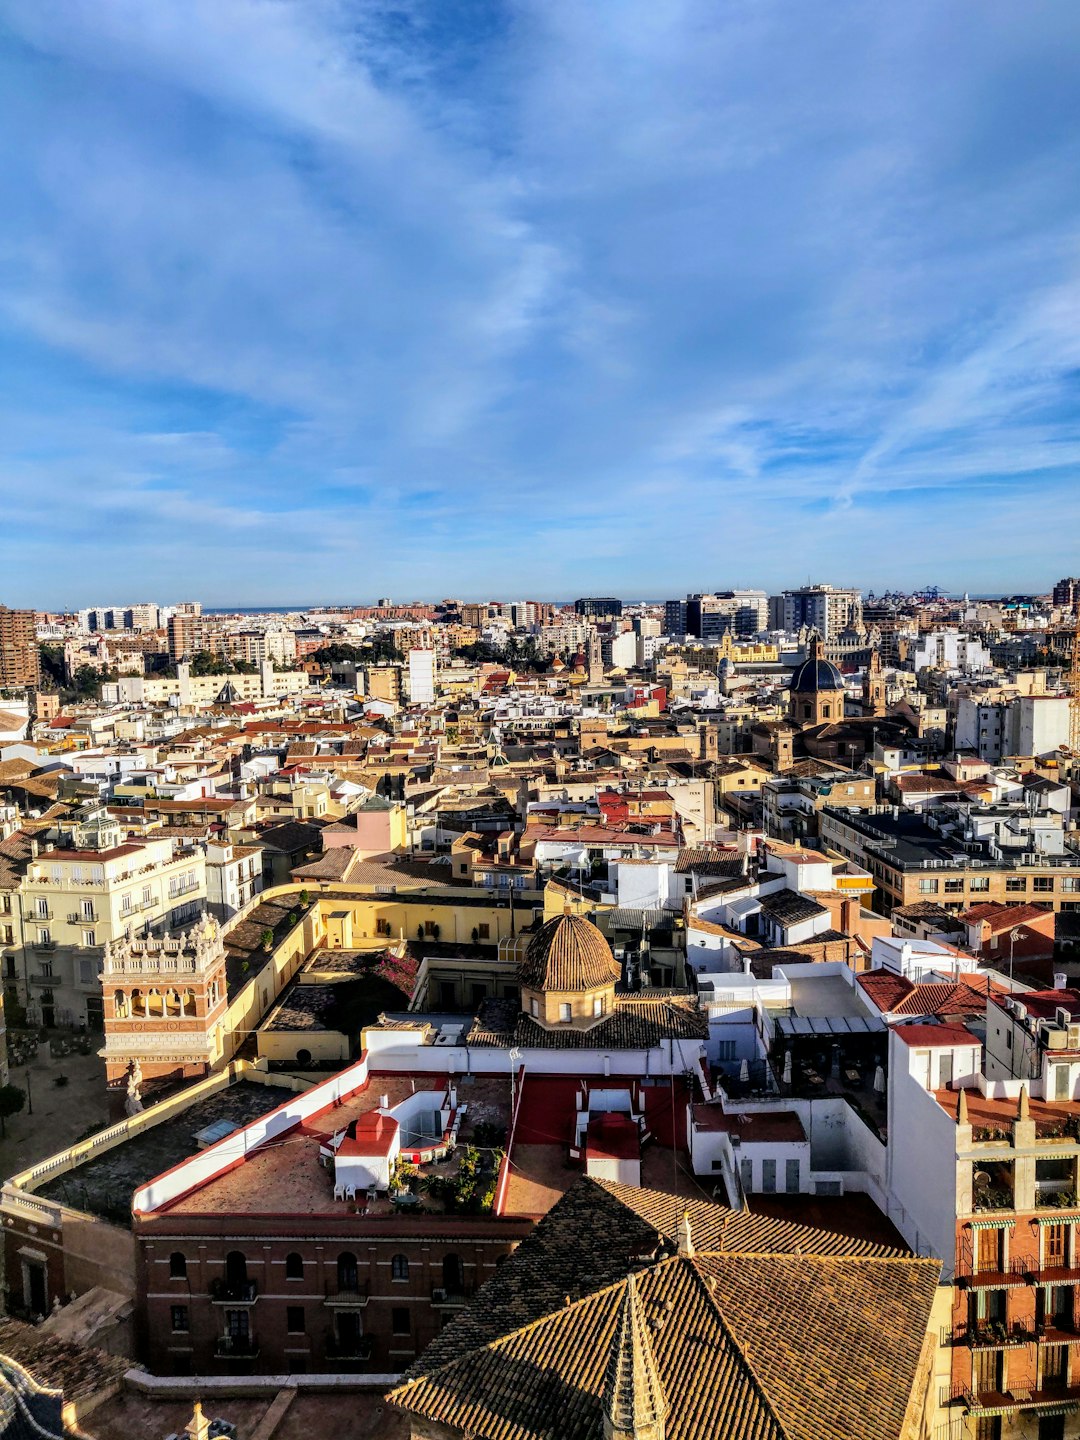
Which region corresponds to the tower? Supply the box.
[788,634,846,727]
[101,913,229,1089]
[862,647,887,718]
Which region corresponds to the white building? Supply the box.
[407,648,437,706]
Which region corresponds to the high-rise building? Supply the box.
[663,599,687,636]
[0,606,40,688]
[167,612,203,662]
[1053,576,1080,608]
[781,584,862,641]
[685,591,768,641]
[574,597,623,618]
[408,648,437,705]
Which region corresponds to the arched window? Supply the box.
[182,989,197,1016]
[443,1253,464,1294]
[225,1251,247,1286]
[147,988,163,1016]
[337,1252,359,1293]
[165,989,181,1016]
[114,990,128,1019]
[391,1254,409,1281]
[169,1252,187,1279]
[130,989,144,1016]
[285,1252,304,1280]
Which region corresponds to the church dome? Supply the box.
[520,913,621,992]
[789,655,844,693]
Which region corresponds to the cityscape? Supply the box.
[4,3,1080,1440]
[2,583,1080,1440]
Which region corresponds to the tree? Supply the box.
[0,1084,26,1137]
[260,928,275,952]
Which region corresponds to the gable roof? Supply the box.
[388,1178,939,1440]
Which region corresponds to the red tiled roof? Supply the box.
[961,902,1054,931]
[893,1023,981,1047]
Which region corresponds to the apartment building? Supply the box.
[1,809,207,1030]
[0,607,40,689]
[886,992,1080,1438]
[820,803,1080,916]
[780,584,863,641]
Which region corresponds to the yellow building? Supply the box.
[6,809,207,1030]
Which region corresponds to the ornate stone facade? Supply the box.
[100,913,228,1087]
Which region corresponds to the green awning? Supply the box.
[1036,1214,1080,1225]
[969,1218,1015,1230]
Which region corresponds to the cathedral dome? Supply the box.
[789,655,844,693]
[520,913,621,992]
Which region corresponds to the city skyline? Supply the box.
[3,1,1080,604]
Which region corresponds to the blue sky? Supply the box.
[2,1,1080,606]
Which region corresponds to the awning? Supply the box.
[1036,1214,1080,1226]
[776,1015,886,1038]
[968,1218,1014,1231]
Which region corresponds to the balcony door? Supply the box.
[976,1228,1002,1274]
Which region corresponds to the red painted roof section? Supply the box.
[893,1023,981,1047]
[336,1112,399,1158]
[585,1112,640,1161]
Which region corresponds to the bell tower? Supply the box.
[862,648,887,718]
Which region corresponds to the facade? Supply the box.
[788,634,847,726]
[0,608,40,690]
[781,584,863,641]
[574,598,623,618]
[100,914,229,1086]
[407,649,437,706]
[166,613,203,662]
[820,804,1080,916]
[203,840,263,923]
[1,810,207,1031]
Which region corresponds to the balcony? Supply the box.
[431,1286,471,1308]
[325,1334,373,1362]
[29,973,59,987]
[210,1279,258,1305]
[949,1319,1034,1349]
[32,940,56,953]
[68,911,97,925]
[951,1381,1080,1416]
[956,1257,1031,1290]
[214,1335,259,1360]
[324,1280,370,1307]
[29,907,52,922]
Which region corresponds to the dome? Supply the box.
[789,656,844,694]
[520,913,622,992]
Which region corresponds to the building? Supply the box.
[388,1176,944,1440]
[203,840,263,923]
[885,990,1080,1437]
[954,694,1071,762]
[781,584,862,641]
[0,809,207,1031]
[819,802,1080,916]
[662,599,687,636]
[685,590,768,640]
[407,648,437,706]
[0,608,40,689]
[574,597,623,618]
[788,634,847,726]
[1053,577,1080,609]
[100,913,229,1087]
[166,613,203,663]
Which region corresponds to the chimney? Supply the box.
[957,1088,969,1124]
[1055,972,1068,992]
[678,1211,694,1260]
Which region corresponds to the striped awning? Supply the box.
[969,1217,1015,1230]
[1036,1214,1080,1226]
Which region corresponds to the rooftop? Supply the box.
[35,1078,298,1226]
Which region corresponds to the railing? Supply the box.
[29,973,59,987]
[210,1278,258,1304]
[32,940,56,952]
[431,1285,471,1307]
[214,1335,259,1358]
[325,1334,373,1361]
[68,911,96,925]
[949,1319,1034,1349]
[324,1279,370,1306]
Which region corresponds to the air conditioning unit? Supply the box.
[1068,1024,1080,1050]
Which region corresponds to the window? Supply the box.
[1045,1224,1068,1268]
[785,1159,800,1193]
[337,1252,359,1293]
[918,879,938,894]
[392,1308,410,1336]
[37,928,51,947]
[761,1159,777,1193]
[286,1306,305,1334]
[530,998,539,1018]
[169,1252,187,1279]
[559,1003,572,1023]
[391,1254,409,1281]
[80,899,94,921]
[225,1310,249,1341]
[592,995,605,1018]
[171,1305,189,1333]
[944,879,964,893]
[970,877,990,892]
[1063,877,1080,894]
[35,897,48,918]
[1006,877,1027,892]
[740,1155,752,1193]
[477,923,490,940]
[285,1252,304,1280]
[717,1040,736,1063]
[1033,877,1054,893]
